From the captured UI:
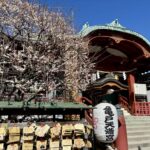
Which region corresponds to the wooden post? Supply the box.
[127,74,135,112]
[115,116,128,150]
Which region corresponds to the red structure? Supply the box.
[80,19,150,115]
[80,20,150,150]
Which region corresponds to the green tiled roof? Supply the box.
[79,19,150,46]
[0,101,93,109]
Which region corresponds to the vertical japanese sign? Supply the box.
[93,103,118,143]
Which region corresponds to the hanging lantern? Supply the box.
[93,103,118,143]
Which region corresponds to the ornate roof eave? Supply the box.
[79,19,150,47]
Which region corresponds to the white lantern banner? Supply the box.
[93,103,118,143]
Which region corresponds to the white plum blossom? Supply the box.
[0,0,93,101]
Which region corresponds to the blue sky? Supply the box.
[40,0,150,40]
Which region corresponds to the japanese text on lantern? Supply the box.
[104,106,114,141]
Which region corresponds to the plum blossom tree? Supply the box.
[0,0,93,102]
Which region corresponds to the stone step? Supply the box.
[123,112,131,116]
[126,119,150,122]
[127,130,150,136]
[125,115,150,150]
[123,111,130,114]
[128,139,150,149]
[121,108,130,114]
[125,119,150,122]
[129,146,150,150]
[125,116,150,120]
[123,110,130,113]
[127,135,150,142]
[126,125,150,131]
[126,122,150,127]
[125,119,150,123]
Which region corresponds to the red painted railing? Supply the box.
[80,97,93,105]
[119,96,130,112]
[119,95,150,116]
[132,101,150,116]
[80,97,93,125]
